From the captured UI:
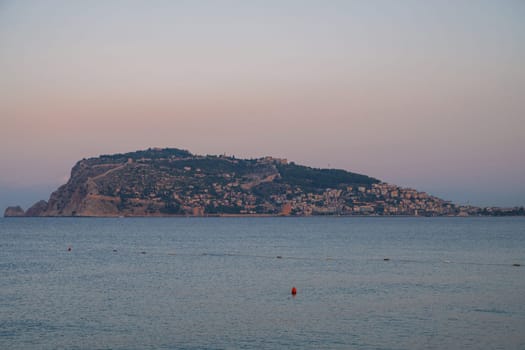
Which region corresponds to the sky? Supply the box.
[1,0,524,210]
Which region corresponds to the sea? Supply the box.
[0,217,524,350]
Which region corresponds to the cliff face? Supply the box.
[25,200,49,217]
[13,147,458,217]
[42,160,124,216]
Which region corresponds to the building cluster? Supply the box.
[142,175,459,216]
[265,183,457,216]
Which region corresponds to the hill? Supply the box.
[5,147,463,217]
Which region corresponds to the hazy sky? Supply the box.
[1,0,524,209]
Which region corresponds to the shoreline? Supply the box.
[4,214,524,218]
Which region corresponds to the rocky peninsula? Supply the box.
[4,148,524,217]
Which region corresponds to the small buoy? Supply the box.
[383,258,390,261]
[67,247,72,252]
[291,287,297,296]
[513,263,521,267]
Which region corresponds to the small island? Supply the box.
[4,148,524,217]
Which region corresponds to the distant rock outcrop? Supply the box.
[4,206,25,217]
[25,200,48,217]
[8,147,473,217]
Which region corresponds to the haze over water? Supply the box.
[1,217,524,349]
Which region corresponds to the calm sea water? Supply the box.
[1,217,524,349]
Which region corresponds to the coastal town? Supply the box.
[6,148,522,217]
[161,171,516,217]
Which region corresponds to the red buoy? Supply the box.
[291,287,297,296]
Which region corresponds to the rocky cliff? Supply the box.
[5,147,462,217]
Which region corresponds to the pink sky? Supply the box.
[1,1,524,208]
